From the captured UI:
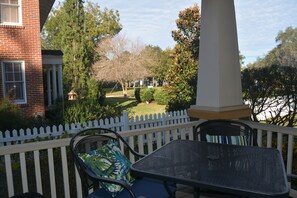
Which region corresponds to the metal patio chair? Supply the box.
[70,127,176,198]
[194,119,257,146]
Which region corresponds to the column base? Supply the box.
[188,105,252,120]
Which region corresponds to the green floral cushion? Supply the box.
[79,140,134,197]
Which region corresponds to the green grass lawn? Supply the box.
[129,101,166,117]
[104,96,166,117]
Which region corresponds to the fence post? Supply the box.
[162,113,166,126]
[0,131,3,146]
[122,111,129,131]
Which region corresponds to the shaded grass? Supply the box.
[105,88,135,97]
[104,97,166,117]
[104,97,137,107]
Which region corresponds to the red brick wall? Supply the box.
[0,0,45,117]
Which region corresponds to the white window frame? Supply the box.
[1,60,27,104]
[0,0,22,26]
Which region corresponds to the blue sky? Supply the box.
[54,0,297,65]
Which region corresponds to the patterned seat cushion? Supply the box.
[79,140,134,197]
[206,135,248,146]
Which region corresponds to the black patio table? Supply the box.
[130,140,289,198]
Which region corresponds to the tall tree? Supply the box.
[243,26,297,127]
[171,4,200,59]
[92,35,155,96]
[41,0,122,96]
[247,26,297,68]
[141,45,172,85]
[166,4,201,111]
[242,65,297,127]
[61,0,91,95]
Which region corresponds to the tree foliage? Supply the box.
[247,26,297,68]
[171,4,200,59]
[41,0,122,96]
[243,26,297,126]
[242,65,297,127]
[141,46,173,85]
[92,35,156,95]
[166,4,201,111]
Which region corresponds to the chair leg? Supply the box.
[194,187,200,198]
[163,181,176,198]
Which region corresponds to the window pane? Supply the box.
[5,73,14,81]
[14,63,21,72]
[10,0,18,5]
[5,83,15,99]
[4,62,13,72]
[10,6,18,22]
[13,63,22,81]
[14,71,22,81]
[14,83,23,100]
[0,0,10,4]
[1,4,19,23]
[5,83,23,100]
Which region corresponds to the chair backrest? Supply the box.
[194,120,257,146]
[70,128,134,197]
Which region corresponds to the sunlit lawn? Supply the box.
[129,102,166,117]
[104,87,166,117]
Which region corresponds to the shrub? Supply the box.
[0,98,29,131]
[154,89,170,105]
[45,98,65,126]
[134,88,141,102]
[64,99,122,123]
[140,88,155,103]
[85,77,106,104]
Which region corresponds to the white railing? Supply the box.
[0,110,189,146]
[243,121,296,176]
[0,120,296,197]
[0,121,200,198]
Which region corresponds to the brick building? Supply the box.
[0,0,62,117]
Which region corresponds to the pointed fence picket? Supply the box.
[0,110,189,146]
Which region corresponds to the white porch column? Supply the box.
[47,68,52,106]
[52,65,57,103]
[189,0,251,120]
[57,64,63,98]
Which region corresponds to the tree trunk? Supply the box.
[120,81,128,97]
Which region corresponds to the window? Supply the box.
[0,0,21,25]
[1,61,26,104]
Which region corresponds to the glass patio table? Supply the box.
[130,140,289,198]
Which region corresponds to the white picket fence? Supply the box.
[0,110,189,146]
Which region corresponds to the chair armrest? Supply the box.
[116,133,146,158]
[128,148,146,158]
[288,174,297,181]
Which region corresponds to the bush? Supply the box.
[0,98,29,131]
[166,99,190,112]
[140,88,155,103]
[154,89,170,105]
[85,77,106,104]
[45,98,65,126]
[134,88,141,102]
[63,99,122,123]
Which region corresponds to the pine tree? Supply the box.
[42,0,122,98]
[61,0,91,96]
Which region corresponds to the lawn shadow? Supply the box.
[104,97,139,111]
